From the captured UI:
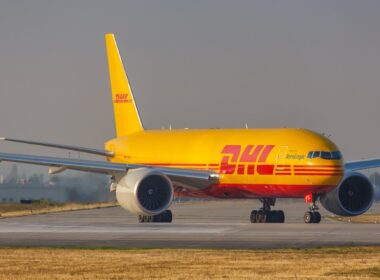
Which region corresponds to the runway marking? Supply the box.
[0,223,228,234]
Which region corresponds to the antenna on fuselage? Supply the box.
[245,123,249,129]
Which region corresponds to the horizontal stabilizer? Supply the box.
[0,137,114,157]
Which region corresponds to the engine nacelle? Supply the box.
[320,172,374,216]
[115,168,173,215]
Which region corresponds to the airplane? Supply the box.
[0,33,378,224]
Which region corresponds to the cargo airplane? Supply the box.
[0,34,378,223]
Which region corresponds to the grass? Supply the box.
[328,214,380,224]
[0,201,117,218]
[0,247,378,279]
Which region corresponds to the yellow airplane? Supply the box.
[0,34,377,224]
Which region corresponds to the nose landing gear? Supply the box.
[304,193,321,224]
[304,211,321,224]
[250,198,285,223]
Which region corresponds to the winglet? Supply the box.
[105,33,144,136]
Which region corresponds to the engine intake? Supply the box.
[320,172,374,216]
[115,168,173,215]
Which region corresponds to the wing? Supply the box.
[0,137,113,157]
[345,158,380,171]
[0,152,218,190]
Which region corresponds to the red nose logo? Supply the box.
[114,93,132,103]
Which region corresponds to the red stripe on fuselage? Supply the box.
[142,163,209,166]
[294,173,344,176]
[198,183,337,198]
[294,165,341,168]
[294,169,343,172]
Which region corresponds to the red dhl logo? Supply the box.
[114,93,132,103]
[220,145,276,175]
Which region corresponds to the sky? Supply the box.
[0,0,380,175]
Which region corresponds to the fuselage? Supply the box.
[105,128,344,199]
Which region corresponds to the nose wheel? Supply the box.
[304,193,321,224]
[250,198,285,223]
[304,211,321,223]
[138,210,173,223]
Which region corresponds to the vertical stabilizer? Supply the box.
[105,33,143,136]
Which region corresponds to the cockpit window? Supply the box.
[320,151,331,159]
[331,151,342,160]
[307,150,342,160]
[312,151,320,158]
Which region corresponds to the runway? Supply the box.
[0,200,379,249]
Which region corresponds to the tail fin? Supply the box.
[105,33,144,136]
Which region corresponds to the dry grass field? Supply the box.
[0,247,378,279]
[0,202,117,218]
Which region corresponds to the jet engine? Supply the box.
[115,168,174,215]
[320,172,374,216]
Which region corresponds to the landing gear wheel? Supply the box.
[249,199,285,224]
[271,210,285,223]
[271,211,281,223]
[266,211,285,223]
[257,210,267,223]
[138,215,145,223]
[250,210,258,223]
[304,211,313,224]
[277,210,285,223]
[304,211,321,223]
[152,214,161,223]
[162,210,173,223]
[312,212,321,224]
[304,193,322,224]
[139,210,173,223]
[266,211,273,223]
[153,210,173,223]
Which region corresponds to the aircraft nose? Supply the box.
[306,149,344,185]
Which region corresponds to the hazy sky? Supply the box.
[0,0,380,173]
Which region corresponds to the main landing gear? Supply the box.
[138,210,173,223]
[250,198,285,223]
[304,194,321,224]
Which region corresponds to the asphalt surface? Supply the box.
[0,200,379,249]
